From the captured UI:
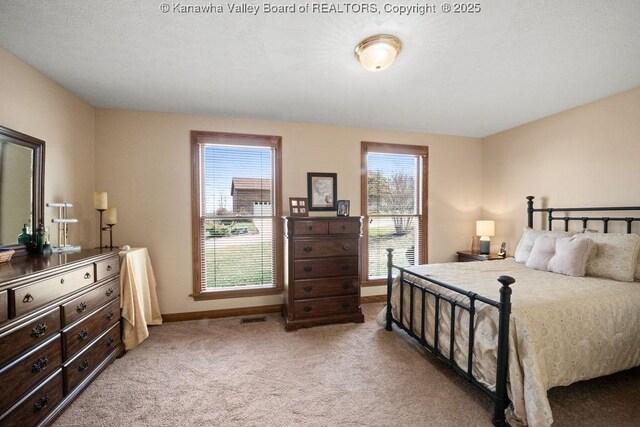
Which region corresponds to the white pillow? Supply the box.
[514,227,572,264]
[548,236,595,277]
[573,233,640,282]
[525,236,556,271]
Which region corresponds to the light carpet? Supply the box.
[53,303,640,426]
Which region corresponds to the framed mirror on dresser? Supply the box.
[0,125,45,257]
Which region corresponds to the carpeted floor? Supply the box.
[53,303,640,426]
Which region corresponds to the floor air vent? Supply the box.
[241,316,267,324]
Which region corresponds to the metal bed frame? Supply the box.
[385,195,640,426]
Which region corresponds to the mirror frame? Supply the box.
[0,125,45,257]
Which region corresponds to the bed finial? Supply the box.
[493,275,514,426]
[526,196,535,228]
[386,248,394,331]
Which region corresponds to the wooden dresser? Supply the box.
[0,249,123,427]
[283,216,365,331]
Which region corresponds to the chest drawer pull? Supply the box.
[341,302,350,309]
[106,265,112,271]
[307,226,313,231]
[342,282,351,290]
[84,272,91,279]
[78,358,90,372]
[341,225,346,230]
[303,306,312,313]
[31,356,49,373]
[31,322,47,338]
[60,278,64,284]
[107,337,115,347]
[78,328,89,342]
[23,293,34,303]
[106,310,114,320]
[303,266,312,272]
[105,287,114,297]
[76,302,87,313]
[303,285,313,293]
[34,395,49,412]
[303,246,313,253]
[340,264,350,270]
[341,244,350,251]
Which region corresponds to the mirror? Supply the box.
[0,125,44,255]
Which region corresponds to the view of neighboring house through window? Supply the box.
[191,131,282,299]
[361,142,428,284]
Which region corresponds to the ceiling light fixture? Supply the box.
[355,34,402,72]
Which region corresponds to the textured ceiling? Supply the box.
[1,1,639,137]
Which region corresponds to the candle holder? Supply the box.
[102,223,116,250]
[96,208,105,248]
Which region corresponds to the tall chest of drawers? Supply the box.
[0,249,123,427]
[283,216,365,331]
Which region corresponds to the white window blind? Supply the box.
[199,144,275,289]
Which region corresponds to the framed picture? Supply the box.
[289,197,309,217]
[337,200,350,217]
[307,172,337,211]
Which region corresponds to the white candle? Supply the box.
[105,207,117,225]
[94,192,108,210]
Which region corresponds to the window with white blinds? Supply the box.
[361,142,428,283]
[191,131,282,299]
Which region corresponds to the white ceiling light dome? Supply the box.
[355,34,402,72]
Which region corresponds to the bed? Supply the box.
[382,196,640,426]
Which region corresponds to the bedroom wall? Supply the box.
[482,86,640,253]
[94,110,483,315]
[0,47,96,247]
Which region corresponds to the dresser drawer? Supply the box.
[293,238,358,259]
[61,278,120,326]
[0,291,6,323]
[95,256,120,282]
[0,369,63,427]
[11,265,95,317]
[63,323,121,394]
[292,220,328,235]
[292,295,359,318]
[292,277,359,299]
[329,220,360,235]
[293,257,358,279]
[0,308,60,367]
[62,298,120,359]
[0,335,62,415]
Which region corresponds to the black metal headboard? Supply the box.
[526,196,640,233]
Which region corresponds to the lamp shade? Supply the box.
[355,34,401,72]
[476,220,495,237]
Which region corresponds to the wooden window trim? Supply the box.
[190,130,283,300]
[360,141,429,287]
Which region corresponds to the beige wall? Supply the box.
[482,86,640,253]
[94,110,483,314]
[0,48,96,246]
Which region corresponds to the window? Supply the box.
[191,131,282,300]
[360,141,428,285]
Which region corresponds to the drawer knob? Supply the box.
[307,225,313,231]
[303,285,312,293]
[105,287,114,297]
[303,266,312,273]
[303,246,313,253]
[78,358,90,372]
[342,302,350,309]
[23,293,34,303]
[106,265,112,271]
[78,328,89,342]
[342,244,350,251]
[84,272,91,279]
[341,225,346,230]
[76,302,87,313]
[107,337,115,347]
[340,264,350,270]
[106,310,114,320]
[34,395,49,412]
[31,322,47,338]
[342,282,351,290]
[60,278,64,284]
[31,356,49,374]
[303,306,312,313]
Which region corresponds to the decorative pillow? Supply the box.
[573,233,640,282]
[513,227,572,264]
[525,236,557,271]
[547,236,595,277]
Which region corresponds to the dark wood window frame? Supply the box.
[191,131,283,300]
[360,141,429,287]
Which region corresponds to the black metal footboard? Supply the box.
[385,248,514,427]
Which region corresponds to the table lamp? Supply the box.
[476,220,495,255]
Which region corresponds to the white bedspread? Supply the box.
[386,258,640,426]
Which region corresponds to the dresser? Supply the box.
[0,249,123,427]
[283,216,365,331]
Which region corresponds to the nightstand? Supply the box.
[457,251,504,262]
